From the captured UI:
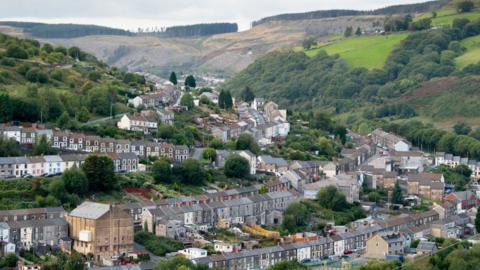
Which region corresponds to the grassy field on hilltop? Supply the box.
[456,35,480,68]
[301,33,408,69]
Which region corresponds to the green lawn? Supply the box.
[431,11,480,26]
[456,35,480,68]
[303,33,408,69]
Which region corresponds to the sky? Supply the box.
[0,0,430,31]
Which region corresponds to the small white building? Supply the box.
[394,140,411,152]
[43,155,64,175]
[213,241,240,253]
[178,248,208,260]
[117,114,158,134]
[1,126,21,143]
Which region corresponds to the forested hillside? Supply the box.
[0,22,133,38]
[0,33,147,126]
[164,23,238,37]
[252,0,449,26]
[223,16,480,126]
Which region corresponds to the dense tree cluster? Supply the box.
[164,23,238,37]
[152,158,206,185]
[433,164,472,191]
[282,186,365,233]
[384,120,480,160]
[224,19,480,113]
[218,89,233,109]
[252,1,446,26]
[0,33,146,124]
[0,21,132,38]
[135,232,183,257]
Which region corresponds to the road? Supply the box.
[81,113,125,126]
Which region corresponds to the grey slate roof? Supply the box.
[69,202,110,219]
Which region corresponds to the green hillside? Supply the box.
[0,33,147,126]
[302,34,408,69]
[456,35,480,68]
[223,18,480,129]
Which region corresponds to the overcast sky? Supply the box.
[0,0,430,31]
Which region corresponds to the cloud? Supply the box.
[0,0,431,31]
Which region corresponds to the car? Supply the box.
[23,174,33,179]
[343,249,353,255]
[301,259,311,264]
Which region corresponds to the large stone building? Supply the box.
[66,202,134,265]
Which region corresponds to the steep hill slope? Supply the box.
[301,33,408,69]
[0,33,145,126]
[26,16,383,77]
[222,19,480,128]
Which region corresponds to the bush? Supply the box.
[134,231,183,256]
[224,154,250,178]
[25,68,49,83]
[6,45,28,59]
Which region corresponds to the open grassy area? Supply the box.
[303,33,408,69]
[456,35,480,68]
[432,11,480,26]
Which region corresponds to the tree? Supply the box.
[180,93,194,110]
[368,191,381,203]
[355,27,362,36]
[157,124,175,139]
[152,158,172,183]
[64,252,86,270]
[169,71,178,85]
[68,46,82,59]
[0,93,13,122]
[6,45,28,59]
[236,133,260,154]
[0,136,21,157]
[82,155,116,192]
[282,202,310,233]
[218,90,233,109]
[457,1,474,13]
[344,26,353,37]
[476,206,480,233]
[240,86,255,103]
[57,111,71,129]
[77,107,90,122]
[176,158,205,185]
[184,75,196,88]
[202,148,217,162]
[0,254,18,268]
[453,18,471,30]
[62,168,88,196]
[454,122,472,135]
[316,186,349,211]
[155,257,195,270]
[224,155,250,178]
[391,181,404,204]
[33,135,56,155]
[302,36,316,50]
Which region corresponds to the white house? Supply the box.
[394,140,411,152]
[213,241,240,253]
[43,155,64,175]
[178,248,208,260]
[1,126,21,143]
[251,98,265,111]
[296,246,311,262]
[0,222,15,254]
[117,114,158,134]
